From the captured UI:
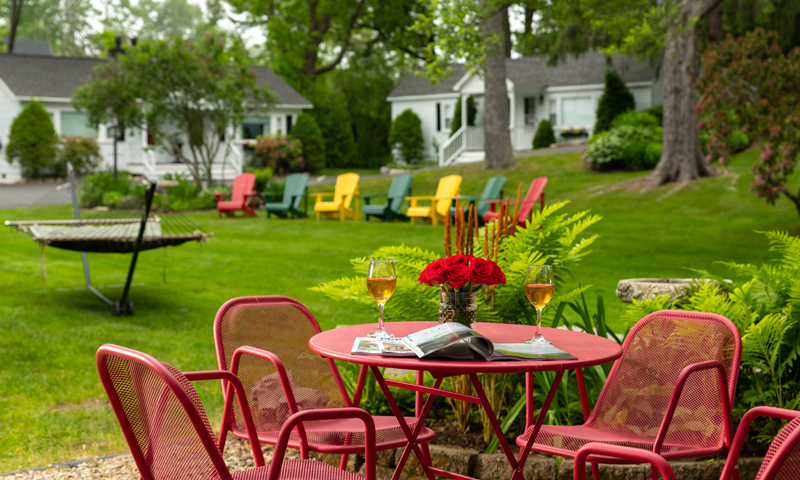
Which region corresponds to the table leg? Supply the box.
[525,372,534,429]
[516,370,565,477]
[370,366,440,480]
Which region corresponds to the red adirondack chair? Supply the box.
[213,296,435,469]
[517,310,742,480]
[97,344,376,480]
[215,173,257,218]
[573,406,800,480]
[483,176,547,227]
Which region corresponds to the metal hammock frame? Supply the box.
[5,168,212,315]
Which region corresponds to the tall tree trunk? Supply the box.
[482,4,514,170]
[8,0,23,53]
[647,0,717,187]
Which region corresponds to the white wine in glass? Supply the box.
[367,260,396,337]
[525,265,554,344]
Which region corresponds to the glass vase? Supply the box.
[438,291,478,330]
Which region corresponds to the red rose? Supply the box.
[487,263,507,286]
[426,259,449,285]
[447,264,472,290]
[446,254,473,266]
[470,257,495,285]
[418,268,432,286]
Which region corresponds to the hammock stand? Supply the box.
[5,170,212,315]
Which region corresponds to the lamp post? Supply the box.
[108,124,121,180]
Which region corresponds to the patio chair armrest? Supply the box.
[230,346,301,414]
[268,408,376,480]
[574,444,675,480]
[362,193,387,200]
[653,360,733,453]
[183,370,266,467]
[311,192,334,202]
[213,192,231,201]
[721,406,800,480]
[260,192,276,200]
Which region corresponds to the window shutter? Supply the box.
[436,103,441,132]
[286,115,293,133]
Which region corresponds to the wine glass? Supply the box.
[524,265,555,344]
[367,260,397,337]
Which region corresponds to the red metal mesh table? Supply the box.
[309,321,622,480]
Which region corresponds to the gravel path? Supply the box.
[4,436,300,479]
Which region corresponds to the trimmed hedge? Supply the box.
[6,100,59,178]
[290,113,326,173]
[594,70,635,133]
[586,125,662,171]
[389,109,424,163]
[533,120,556,149]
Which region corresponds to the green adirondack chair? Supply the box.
[450,175,506,220]
[362,174,413,222]
[262,174,309,219]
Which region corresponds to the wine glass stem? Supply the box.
[378,303,385,331]
[535,308,543,336]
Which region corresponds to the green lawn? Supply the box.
[1,148,797,471]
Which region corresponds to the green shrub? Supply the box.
[389,109,424,164]
[646,105,663,126]
[55,136,103,177]
[317,107,356,168]
[250,167,273,192]
[251,135,304,173]
[101,191,123,208]
[290,113,325,172]
[79,171,130,208]
[5,101,59,178]
[594,70,635,133]
[610,111,659,129]
[533,120,556,149]
[450,95,478,135]
[585,125,662,171]
[700,129,751,156]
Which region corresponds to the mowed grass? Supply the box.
[1,148,797,471]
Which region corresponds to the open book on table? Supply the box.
[350,323,577,361]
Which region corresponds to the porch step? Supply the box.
[452,151,485,164]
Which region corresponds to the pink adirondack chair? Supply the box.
[483,176,547,227]
[215,173,257,218]
[213,296,435,469]
[573,406,800,480]
[517,310,742,480]
[97,344,376,480]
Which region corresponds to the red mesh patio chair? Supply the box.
[484,176,547,227]
[96,344,376,480]
[516,310,742,480]
[573,406,800,480]
[213,296,435,469]
[216,173,257,218]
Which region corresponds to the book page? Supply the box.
[489,343,577,361]
[401,323,482,358]
[351,337,382,355]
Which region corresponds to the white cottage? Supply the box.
[0,45,312,184]
[387,53,662,165]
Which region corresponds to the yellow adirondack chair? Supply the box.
[312,173,360,221]
[406,175,462,225]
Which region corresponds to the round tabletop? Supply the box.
[309,322,623,374]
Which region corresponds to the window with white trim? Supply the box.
[444,104,452,130]
[548,99,557,125]
[524,97,537,124]
[561,97,593,126]
[61,112,98,138]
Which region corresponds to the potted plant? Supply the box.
[560,127,589,140]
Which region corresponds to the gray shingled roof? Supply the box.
[389,53,656,98]
[388,65,465,98]
[0,54,311,106]
[4,38,53,56]
[251,66,311,106]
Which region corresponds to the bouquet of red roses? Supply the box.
[418,254,506,292]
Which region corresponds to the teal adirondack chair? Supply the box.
[262,174,309,219]
[450,175,506,220]
[362,174,413,222]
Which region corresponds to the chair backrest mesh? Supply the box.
[99,351,224,480]
[434,175,462,217]
[232,173,256,205]
[285,174,308,209]
[586,310,741,451]
[388,174,413,212]
[214,296,350,435]
[477,176,506,217]
[518,177,547,221]
[756,417,800,480]
[333,173,359,209]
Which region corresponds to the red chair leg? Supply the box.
[591,462,600,480]
[339,454,348,470]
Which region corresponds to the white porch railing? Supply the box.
[510,124,537,151]
[465,127,484,151]
[438,126,466,166]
